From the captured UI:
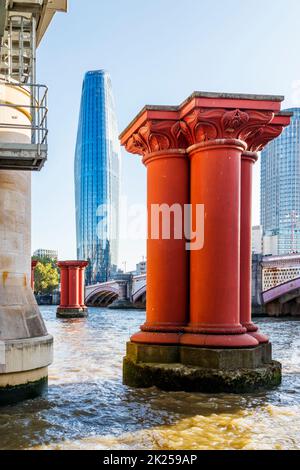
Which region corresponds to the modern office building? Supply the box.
[75,70,121,285]
[135,260,147,275]
[34,249,58,260]
[252,226,263,255]
[252,225,279,256]
[261,108,300,255]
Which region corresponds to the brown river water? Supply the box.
[0,307,299,450]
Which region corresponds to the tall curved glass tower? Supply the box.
[75,70,121,285]
[261,108,300,254]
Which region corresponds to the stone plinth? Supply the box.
[123,342,281,393]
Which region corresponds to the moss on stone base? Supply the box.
[0,376,48,406]
[123,357,282,394]
[56,308,88,319]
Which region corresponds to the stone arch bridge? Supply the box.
[85,274,146,308]
[252,253,300,316]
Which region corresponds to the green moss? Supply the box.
[0,376,48,406]
[123,358,282,394]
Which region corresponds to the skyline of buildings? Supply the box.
[74,70,121,285]
[33,249,58,260]
[260,108,300,255]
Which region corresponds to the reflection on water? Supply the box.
[0,308,299,450]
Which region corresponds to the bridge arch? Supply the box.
[85,285,119,307]
[132,285,146,304]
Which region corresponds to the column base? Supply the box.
[249,331,269,344]
[56,307,88,318]
[180,332,259,348]
[131,331,182,345]
[242,322,269,344]
[123,342,281,393]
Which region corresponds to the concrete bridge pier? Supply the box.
[0,85,53,405]
[120,91,291,393]
[0,171,53,405]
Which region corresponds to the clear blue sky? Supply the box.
[32,0,300,270]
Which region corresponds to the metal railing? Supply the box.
[0,83,48,154]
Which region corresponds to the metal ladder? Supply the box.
[0,14,36,84]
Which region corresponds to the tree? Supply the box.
[34,260,59,294]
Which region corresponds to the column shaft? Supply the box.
[241,152,268,343]
[68,267,80,308]
[132,150,189,344]
[182,140,258,348]
[31,261,37,291]
[78,267,84,307]
[60,267,69,307]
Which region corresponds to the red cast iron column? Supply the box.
[178,95,290,348]
[121,114,189,344]
[78,262,88,308]
[57,263,69,308]
[68,266,80,309]
[31,260,38,291]
[240,151,268,343]
[182,138,258,347]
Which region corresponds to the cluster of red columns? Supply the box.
[57,261,88,312]
[120,92,291,349]
[31,260,88,313]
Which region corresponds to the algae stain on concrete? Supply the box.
[2,271,8,286]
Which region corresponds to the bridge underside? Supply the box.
[265,295,300,317]
[262,278,300,317]
[86,291,118,307]
[86,290,146,309]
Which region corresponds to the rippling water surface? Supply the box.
[0,307,299,450]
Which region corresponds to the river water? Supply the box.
[0,307,299,450]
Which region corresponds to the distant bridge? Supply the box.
[85,274,146,308]
[262,277,300,316]
[252,253,300,316]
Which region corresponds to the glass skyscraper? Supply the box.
[261,108,300,254]
[75,70,121,285]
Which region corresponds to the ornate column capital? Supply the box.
[123,119,188,157]
[120,94,292,158]
[179,108,275,150]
